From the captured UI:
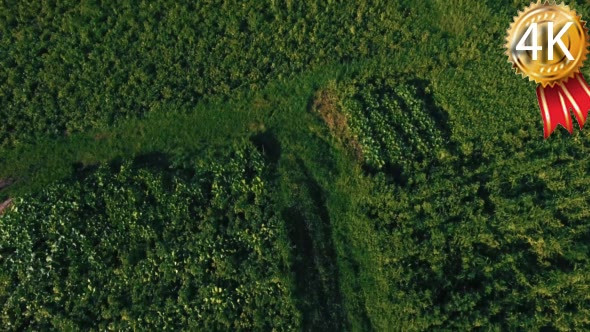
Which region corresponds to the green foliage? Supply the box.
[338,75,446,173]
[3,0,590,330]
[277,155,345,330]
[0,0,409,148]
[0,146,299,330]
[335,73,590,329]
[362,165,590,329]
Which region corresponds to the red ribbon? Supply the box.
[536,73,590,138]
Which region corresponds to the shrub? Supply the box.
[0,146,300,330]
[338,75,446,174]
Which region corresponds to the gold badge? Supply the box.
[506,1,590,138]
[506,1,588,87]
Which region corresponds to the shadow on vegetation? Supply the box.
[281,158,345,331]
[72,162,99,182]
[132,152,171,170]
[361,78,453,187]
[378,164,407,187]
[250,130,282,164]
[73,152,182,191]
[0,178,14,191]
[409,78,452,142]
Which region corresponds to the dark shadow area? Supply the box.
[0,178,14,191]
[408,78,452,142]
[132,152,171,170]
[72,152,180,190]
[498,173,549,206]
[380,164,408,187]
[72,162,99,182]
[282,158,346,331]
[250,130,282,164]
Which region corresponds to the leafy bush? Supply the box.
[361,157,590,330]
[4,0,590,330]
[0,146,300,330]
[0,0,410,148]
[336,75,590,330]
[337,75,446,174]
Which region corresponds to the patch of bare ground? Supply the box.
[311,89,363,162]
[0,198,12,215]
[0,179,14,215]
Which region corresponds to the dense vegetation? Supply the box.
[0,146,300,330]
[3,0,590,330]
[331,73,590,329]
[1,0,408,148]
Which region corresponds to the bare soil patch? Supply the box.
[0,198,12,215]
[311,89,363,162]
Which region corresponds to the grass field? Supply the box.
[2,0,590,330]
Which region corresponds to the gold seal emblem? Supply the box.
[506,1,589,87]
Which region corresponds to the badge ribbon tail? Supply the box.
[536,73,590,138]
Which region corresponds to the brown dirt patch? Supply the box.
[311,89,363,162]
[0,198,12,215]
